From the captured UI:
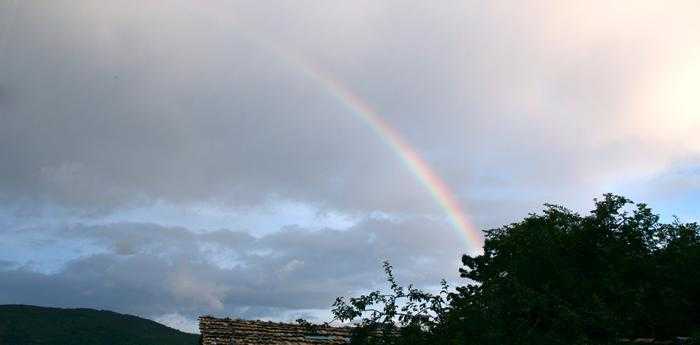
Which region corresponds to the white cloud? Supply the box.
[153,312,200,334]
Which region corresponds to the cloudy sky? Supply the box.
[2,0,700,333]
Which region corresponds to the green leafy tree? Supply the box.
[335,194,700,345]
[454,194,700,344]
[331,262,454,345]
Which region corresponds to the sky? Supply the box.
[1,0,700,334]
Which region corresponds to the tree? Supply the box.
[331,262,454,345]
[335,195,700,344]
[454,194,700,344]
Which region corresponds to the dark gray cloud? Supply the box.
[0,0,428,215]
[3,0,696,218]
[0,217,464,324]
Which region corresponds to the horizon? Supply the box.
[2,1,700,334]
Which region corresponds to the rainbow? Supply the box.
[302,69,483,249]
[199,8,483,250]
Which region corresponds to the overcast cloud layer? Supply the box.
[2,0,700,333]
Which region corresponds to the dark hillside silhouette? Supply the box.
[0,305,199,345]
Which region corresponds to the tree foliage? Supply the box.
[331,262,455,345]
[334,194,700,344]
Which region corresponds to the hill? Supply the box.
[0,305,200,345]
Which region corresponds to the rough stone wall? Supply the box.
[199,316,352,345]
